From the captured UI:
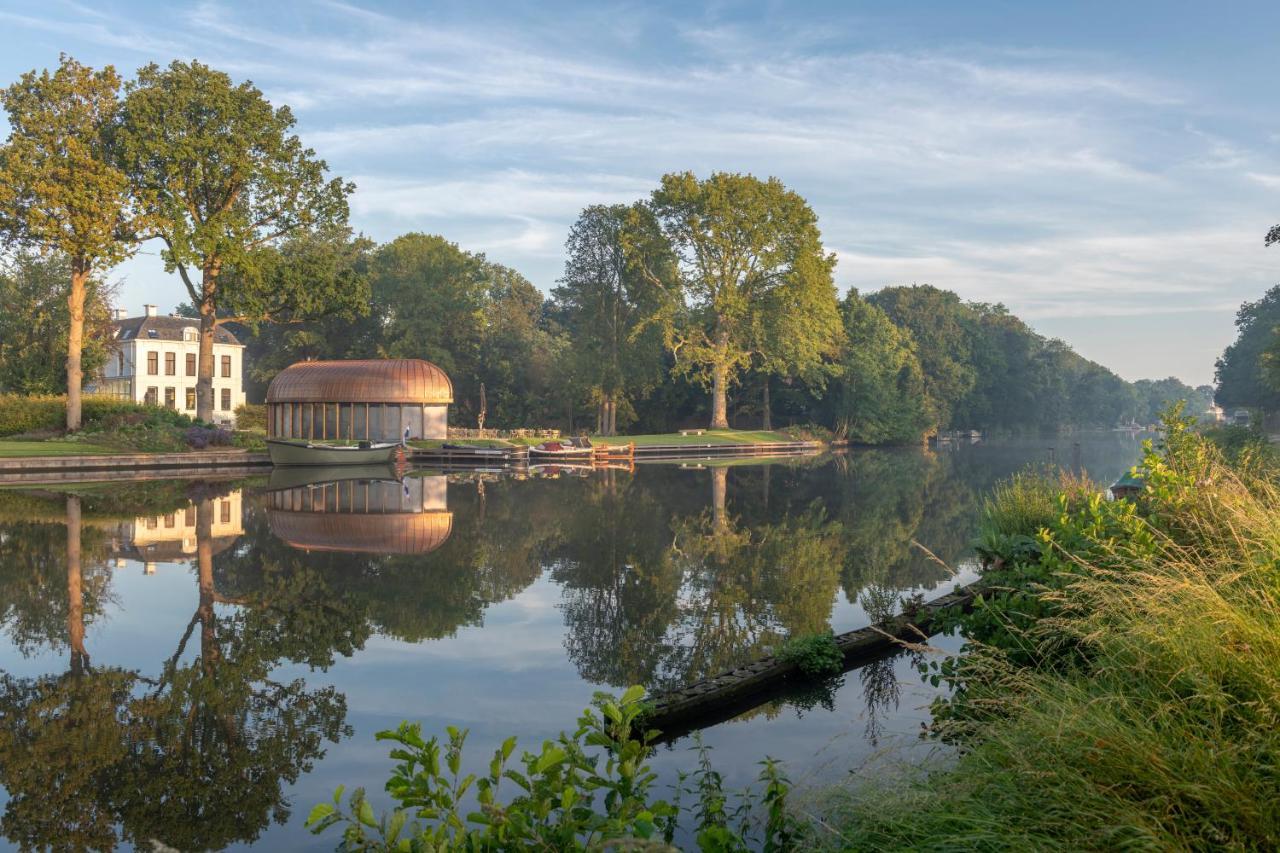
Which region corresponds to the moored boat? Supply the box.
[529,437,594,458]
[267,438,401,467]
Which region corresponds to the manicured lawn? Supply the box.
[411,438,521,449]
[593,429,802,447]
[0,440,121,457]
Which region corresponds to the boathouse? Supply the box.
[265,359,453,442]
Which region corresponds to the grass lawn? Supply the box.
[593,429,802,447]
[0,440,121,457]
[412,438,521,449]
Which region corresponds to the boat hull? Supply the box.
[267,439,400,467]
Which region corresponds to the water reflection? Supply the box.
[0,483,353,850]
[0,436,1144,849]
[267,471,453,556]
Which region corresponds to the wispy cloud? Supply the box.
[2,0,1276,384]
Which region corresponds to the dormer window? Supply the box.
[183,327,198,342]
[147,329,159,339]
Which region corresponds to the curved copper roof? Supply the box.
[267,510,454,555]
[266,359,453,404]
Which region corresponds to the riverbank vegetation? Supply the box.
[0,394,262,454]
[815,410,1280,849]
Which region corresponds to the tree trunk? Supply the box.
[65,264,88,431]
[711,466,728,534]
[196,260,221,423]
[761,379,772,431]
[710,362,729,430]
[607,397,617,436]
[710,323,731,429]
[196,498,220,674]
[66,495,88,675]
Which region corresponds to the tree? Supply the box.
[645,172,839,429]
[1216,285,1280,414]
[117,60,353,422]
[0,251,115,394]
[554,204,675,435]
[0,55,138,429]
[867,285,977,430]
[830,292,932,444]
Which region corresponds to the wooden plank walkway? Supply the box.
[645,579,983,740]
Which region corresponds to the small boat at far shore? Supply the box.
[267,438,401,467]
[529,438,594,458]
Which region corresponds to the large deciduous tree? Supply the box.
[0,56,138,429]
[554,204,675,435]
[117,60,353,422]
[645,172,839,429]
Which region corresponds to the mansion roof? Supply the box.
[112,315,241,346]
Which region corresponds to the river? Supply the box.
[0,436,1143,850]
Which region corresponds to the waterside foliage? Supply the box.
[817,409,1280,850]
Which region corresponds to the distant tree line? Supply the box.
[0,56,1207,442]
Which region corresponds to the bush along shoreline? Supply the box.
[310,405,1280,850]
[0,394,263,453]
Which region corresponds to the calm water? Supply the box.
[0,437,1143,850]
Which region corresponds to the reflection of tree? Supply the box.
[0,487,357,850]
[112,497,353,849]
[550,475,682,686]
[0,495,135,850]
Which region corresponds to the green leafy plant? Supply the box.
[308,688,805,851]
[776,631,843,679]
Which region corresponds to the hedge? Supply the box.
[0,395,160,437]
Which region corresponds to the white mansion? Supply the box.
[93,305,246,426]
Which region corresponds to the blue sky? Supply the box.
[2,0,1278,385]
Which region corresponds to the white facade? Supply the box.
[95,305,246,426]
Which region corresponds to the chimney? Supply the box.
[112,308,127,321]
[144,304,157,318]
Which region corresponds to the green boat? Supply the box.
[266,438,401,467]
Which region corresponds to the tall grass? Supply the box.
[815,426,1280,850]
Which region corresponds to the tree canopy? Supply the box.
[117,60,353,421]
[645,172,842,429]
[0,55,140,428]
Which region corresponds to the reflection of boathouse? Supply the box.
[265,359,453,441]
[267,476,453,555]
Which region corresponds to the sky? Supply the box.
[1,0,1278,386]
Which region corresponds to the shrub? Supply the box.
[776,631,843,678]
[233,402,266,431]
[309,688,803,851]
[0,394,179,437]
[184,425,233,450]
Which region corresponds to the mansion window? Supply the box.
[147,352,158,375]
[186,388,196,410]
[144,387,158,406]
[165,352,176,375]
[186,353,196,376]
[164,387,176,409]
[221,355,232,378]
[117,352,125,375]
[221,388,231,411]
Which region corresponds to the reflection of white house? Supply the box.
[108,492,244,574]
[92,305,246,426]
